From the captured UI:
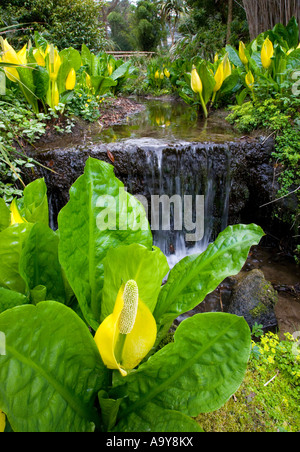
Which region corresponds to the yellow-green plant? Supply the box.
[0,158,265,432]
[191,65,208,118]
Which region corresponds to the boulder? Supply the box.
[227,269,278,329]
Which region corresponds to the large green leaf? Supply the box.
[225,44,244,68]
[116,312,251,425]
[0,301,106,432]
[0,198,10,232]
[0,287,29,314]
[111,61,131,81]
[101,243,169,322]
[19,223,67,304]
[154,224,264,341]
[58,157,152,330]
[114,402,203,433]
[0,223,32,294]
[91,75,117,95]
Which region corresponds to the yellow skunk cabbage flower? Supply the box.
[191,65,202,94]
[66,68,76,90]
[0,410,5,432]
[154,70,160,80]
[94,280,157,377]
[17,44,27,65]
[160,71,164,80]
[0,38,21,82]
[245,70,255,89]
[52,82,60,107]
[222,53,231,80]
[164,68,170,78]
[85,72,93,90]
[49,45,61,81]
[261,37,274,69]
[33,49,46,67]
[213,63,224,92]
[108,63,113,76]
[239,41,248,65]
[10,199,27,225]
[214,53,219,63]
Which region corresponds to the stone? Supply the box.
[227,269,278,329]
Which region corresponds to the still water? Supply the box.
[96,99,239,144]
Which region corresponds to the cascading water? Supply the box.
[125,142,232,267]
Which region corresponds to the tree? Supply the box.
[242,0,300,40]
[0,0,106,51]
[161,0,186,46]
[226,0,233,44]
[100,0,121,38]
[134,0,163,51]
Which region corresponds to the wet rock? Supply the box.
[227,269,278,329]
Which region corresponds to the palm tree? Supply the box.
[161,0,186,46]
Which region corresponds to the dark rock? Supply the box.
[227,269,278,329]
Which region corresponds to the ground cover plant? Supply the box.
[0,158,265,432]
[196,330,300,432]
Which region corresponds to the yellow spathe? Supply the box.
[94,280,157,377]
[261,37,274,69]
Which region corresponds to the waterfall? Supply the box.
[136,142,232,267]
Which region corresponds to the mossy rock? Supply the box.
[227,269,278,329]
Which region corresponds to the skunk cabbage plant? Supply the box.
[0,158,264,432]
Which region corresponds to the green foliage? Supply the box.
[57,158,153,330]
[0,0,106,52]
[134,0,163,51]
[0,301,106,432]
[0,89,46,200]
[0,158,265,432]
[226,94,300,240]
[108,10,135,51]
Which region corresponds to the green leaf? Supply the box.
[198,61,215,104]
[19,178,49,225]
[114,402,203,432]
[0,287,29,314]
[101,244,169,322]
[17,65,39,114]
[154,224,264,341]
[286,49,300,70]
[58,157,152,330]
[0,301,106,432]
[0,224,33,294]
[117,313,251,422]
[32,65,50,99]
[111,61,131,81]
[91,75,117,95]
[0,198,10,232]
[225,45,244,68]
[98,390,123,431]
[19,223,67,304]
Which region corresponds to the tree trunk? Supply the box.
[226,0,233,44]
[242,0,300,40]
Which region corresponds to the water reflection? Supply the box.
[96,99,239,144]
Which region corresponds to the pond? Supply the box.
[95,98,240,144]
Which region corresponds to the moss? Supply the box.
[249,302,268,318]
[195,332,300,432]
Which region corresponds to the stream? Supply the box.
[29,98,300,335]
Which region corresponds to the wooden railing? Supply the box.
[105,51,156,60]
